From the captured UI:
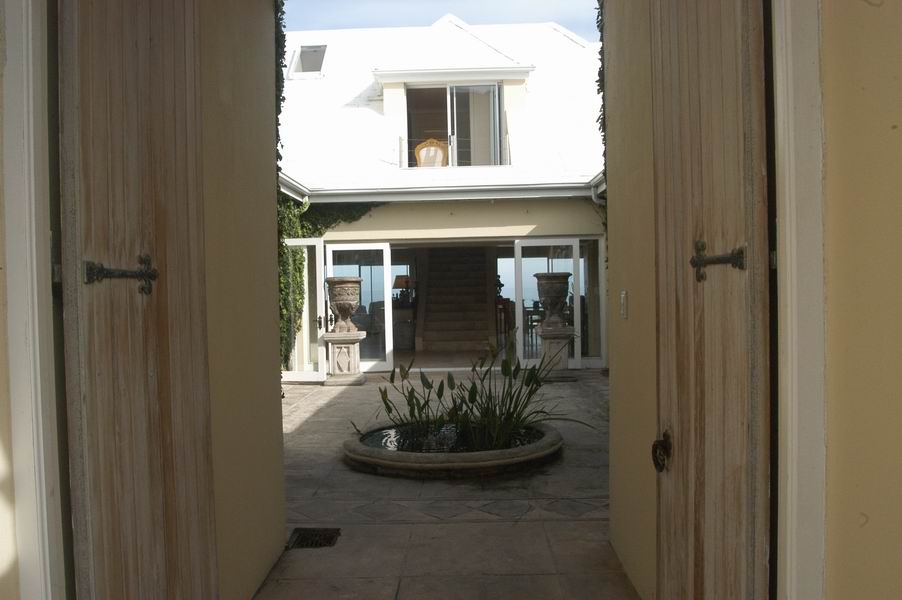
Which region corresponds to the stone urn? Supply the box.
[326,276,362,333]
[534,272,572,329]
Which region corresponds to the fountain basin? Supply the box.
[343,422,563,479]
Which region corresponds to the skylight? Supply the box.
[297,45,326,73]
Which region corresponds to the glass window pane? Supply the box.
[331,250,386,361]
[520,245,575,360]
[407,88,448,167]
[298,46,326,72]
[454,85,498,166]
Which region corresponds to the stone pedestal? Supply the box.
[324,331,367,386]
[537,325,575,374]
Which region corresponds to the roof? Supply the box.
[279,15,604,201]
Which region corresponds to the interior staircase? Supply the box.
[421,247,491,353]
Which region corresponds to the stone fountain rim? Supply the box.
[342,422,563,478]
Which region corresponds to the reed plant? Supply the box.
[372,340,589,452]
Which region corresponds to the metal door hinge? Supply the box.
[689,240,746,282]
[84,254,159,295]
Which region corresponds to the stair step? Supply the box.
[428,261,486,270]
[428,304,484,313]
[430,275,486,284]
[429,284,485,294]
[423,340,489,352]
[423,330,487,342]
[424,319,487,331]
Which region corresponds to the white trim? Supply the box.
[304,183,595,204]
[373,66,534,85]
[773,0,827,597]
[3,0,67,597]
[277,171,606,205]
[279,172,311,202]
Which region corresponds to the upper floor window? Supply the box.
[296,45,326,73]
[406,84,502,167]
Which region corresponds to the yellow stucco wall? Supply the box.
[200,1,285,598]
[603,2,657,598]
[822,1,902,598]
[323,197,605,241]
[0,40,22,595]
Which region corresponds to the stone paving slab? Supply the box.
[257,371,639,599]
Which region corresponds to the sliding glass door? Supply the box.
[326,243,394,372]
[514,239,582,369]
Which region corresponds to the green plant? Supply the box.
[374,340,590,452]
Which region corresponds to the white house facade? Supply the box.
[278,15,607,381]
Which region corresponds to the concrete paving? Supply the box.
[256,370,639,599]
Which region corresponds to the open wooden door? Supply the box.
[650,0,770,597]
[59,1,218,597]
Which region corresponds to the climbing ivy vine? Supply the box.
[275,0,373,367]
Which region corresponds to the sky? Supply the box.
[284,0,600,42]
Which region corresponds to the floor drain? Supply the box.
[286,527,341,549]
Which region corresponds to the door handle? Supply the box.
[689,240,745,282]
[652,430,672,473]
[84,254,159,295]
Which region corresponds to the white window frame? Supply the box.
[405,82,502,169]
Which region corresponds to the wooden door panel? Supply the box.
[60,1,217,598]
[651,0,770,597]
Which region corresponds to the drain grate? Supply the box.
[286,527,341,549]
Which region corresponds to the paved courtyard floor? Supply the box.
[256,370,639,599]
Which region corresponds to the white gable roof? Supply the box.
[279,15,603,199]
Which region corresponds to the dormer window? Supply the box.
[296,45,326,73]
[406,84,502,167]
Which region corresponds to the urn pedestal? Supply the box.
[534,272,575,374]
[537,325,575,373]
[325,276,367,386]
[323,331,367,386]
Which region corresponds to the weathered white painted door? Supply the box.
[649,0,771,597]
[59,0,218,597]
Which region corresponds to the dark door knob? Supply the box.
[652,430,672,473]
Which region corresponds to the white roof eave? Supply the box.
[373,65,534,85]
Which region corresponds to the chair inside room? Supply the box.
[414,138,449,167]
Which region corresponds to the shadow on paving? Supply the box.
[255,370,640,600]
